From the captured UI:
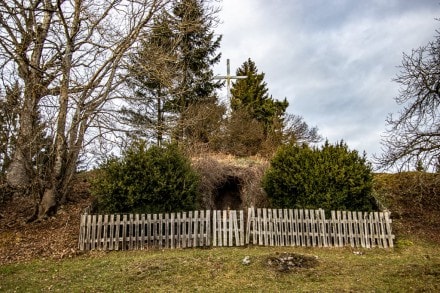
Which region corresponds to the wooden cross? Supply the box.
[214,59,247,100]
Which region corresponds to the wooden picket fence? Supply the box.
[78,207,394,251]
[78,210,244,251]
[246,208,394,248]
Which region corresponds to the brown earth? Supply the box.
[0,174,92,265]
[0,172,439,265]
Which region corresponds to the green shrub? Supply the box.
[262,141,377,211]
[92,142,199,214]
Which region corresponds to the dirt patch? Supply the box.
[266,253,319,272]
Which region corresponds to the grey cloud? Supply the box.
[215,0,440,161]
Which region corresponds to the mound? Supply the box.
[374,172,440,243]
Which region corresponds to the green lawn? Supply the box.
[1,236,439,292]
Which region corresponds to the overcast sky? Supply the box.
[212,0,440,164]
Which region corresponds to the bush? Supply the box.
[262,141,377,211]
[92,142,199,214]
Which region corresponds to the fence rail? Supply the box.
[78,208,394,251]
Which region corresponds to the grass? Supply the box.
[1,235,439,292]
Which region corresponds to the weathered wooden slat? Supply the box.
[78,214,85,251]
[294,209,299,246]
[368,212,374,248]
[348,211,354,246]
[384,211,394,248]
[319,209,327,247]
[212,210,217,247]
[239,210,244,246]
[282,209,288,246]
[246,207,252,245]
[206,210,211,246]
[288,209,294,246]
[309,210,316,247]
[228,211,233,247]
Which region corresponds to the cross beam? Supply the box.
[214,59,247,100]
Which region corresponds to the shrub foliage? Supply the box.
[92,142,199,214]
[262,141,376,211]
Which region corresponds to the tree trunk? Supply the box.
[6,83,40,190]
[37,187,57,220]
[5,151,31,189]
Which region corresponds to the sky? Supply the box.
[212,0,440,165]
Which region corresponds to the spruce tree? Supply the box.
[225,58,288,155]
[230,58,288,136]
[123,0,222,144]
[170,0,222,142]
[171,0,222,108]
[123,13,177,145]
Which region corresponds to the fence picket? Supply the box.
[246,207,252,245]
[262,208,267,245]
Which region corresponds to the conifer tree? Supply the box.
[123,0,222,144]
[230,58,288,136]
[123,13,178,145]
[171,0,222,108]
[263,141,376,211]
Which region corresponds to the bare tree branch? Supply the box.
[376,27,440,171]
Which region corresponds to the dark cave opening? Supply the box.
[214,176,243,210]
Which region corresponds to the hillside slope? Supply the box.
[1,171,439,265]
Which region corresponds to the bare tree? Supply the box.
[377,27,440,171]
[283,114,321,144]
[0,0,171,220]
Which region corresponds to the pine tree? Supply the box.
[123,0,222,144]
[170,0,222,142]
[123,13,178,145]
[230,58,288,136]
[172,0,221,104]
[225,58,289,155]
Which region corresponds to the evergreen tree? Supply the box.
[170,0,222,142]
[123,0,222,144]
[171,0,222,107]
[230,58,288,136]
[223,58,289,155]
[123,13,178,145]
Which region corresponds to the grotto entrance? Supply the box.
[214,176,243,210]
